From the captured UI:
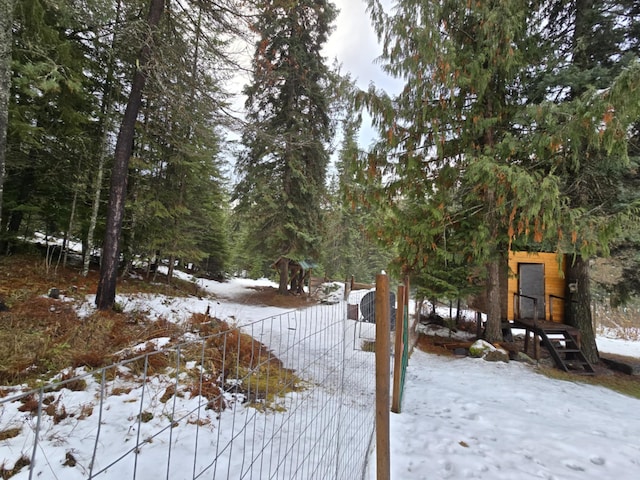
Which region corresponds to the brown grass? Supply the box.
[230,286,316,309]
[537,366,640,400]
[0,253,195,385]
[0,427,21,441]
[0,455,30,479]
[0,252,304,414]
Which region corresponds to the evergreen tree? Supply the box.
[234,0,337,293]
[320,75,395,284]
[362,0,568,341]
[0,0,13,230]
[4,0,97,249]
[125,0,231,284]
[522,0,640,361]
[362,0,640,348]
[96,0,165,310]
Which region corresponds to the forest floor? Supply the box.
[1,248,639,398]
[0,250,315,387]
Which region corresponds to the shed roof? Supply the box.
[272,256,319,270]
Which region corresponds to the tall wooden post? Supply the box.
[375,273,390,480]
[391,285,405,413]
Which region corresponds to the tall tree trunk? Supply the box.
[484,257,503,342]
[95,0,164,310]
[0,0,13,233]
[565,255,599,364]
[278,257,289,295]
[483,161,503,341]
[63,188,78,268]
[167,254,175,285]
[83,0,122,277]
[481,91,503,343]
[83,153,104,276]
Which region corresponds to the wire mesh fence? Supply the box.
[0,301,377,480]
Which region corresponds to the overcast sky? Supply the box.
[323,0,402,149]
[226,1,400,157]
[325,1,384,90]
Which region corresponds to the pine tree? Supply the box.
[124,0,231,284]
[234,0,337,294]
[95,0,165,309]
[321,87,394,283]
[522,0,640,362]
[0,0,13,231]
[362,0,569,341]
[4,0,97,249]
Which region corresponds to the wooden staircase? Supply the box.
[538,328,595,374]
[515,319,595,374]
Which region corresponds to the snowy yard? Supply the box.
[1,272,639,479]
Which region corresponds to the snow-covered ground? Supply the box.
[597,336,640,358]
[363,297,640,480]
[2,273,640,479]
[379,350,640,480]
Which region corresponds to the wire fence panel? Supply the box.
[0,301,376,480]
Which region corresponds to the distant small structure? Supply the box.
[272,257,318,295]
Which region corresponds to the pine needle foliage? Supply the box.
[233,0,338,283]
[360,0,640,342]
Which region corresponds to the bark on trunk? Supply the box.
[278,257,289,295]
[167,254,175,285]
[63,188,78,268]
[83,155,104,276]
[484,257,503,342]
[565,255,599,364]
[0,0,13,230]
[484,185,503,343]
[96,0,165,310]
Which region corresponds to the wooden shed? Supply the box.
[271,257,318,295]
[507,251,567,323]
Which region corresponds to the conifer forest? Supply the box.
[0,0,639,357]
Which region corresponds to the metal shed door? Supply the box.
[519,263,545,320]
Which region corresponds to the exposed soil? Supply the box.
[228,286,319,309]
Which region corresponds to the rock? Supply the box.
[420,311,445,326]
[48,288,60,299]
[469,339,495,358]
[484,349,510,363]
[516,352,536,365]
[600,356,640,375]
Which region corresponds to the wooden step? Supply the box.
[555,348,581,354]
[514,318,595,374]
[540,328,595,374]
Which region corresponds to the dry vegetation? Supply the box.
[0,253,192,385]
[0,252,311,480]
[0,252,304,403]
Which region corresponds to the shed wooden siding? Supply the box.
[507,251,566,323]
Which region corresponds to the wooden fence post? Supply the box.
[344,276,351,301]
[375,273,390,480]
[391,285,405,413]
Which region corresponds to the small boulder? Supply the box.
[469,339,495,358]
[48,288,60,299]
[484,349,510,363]
[516,352,536,365]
